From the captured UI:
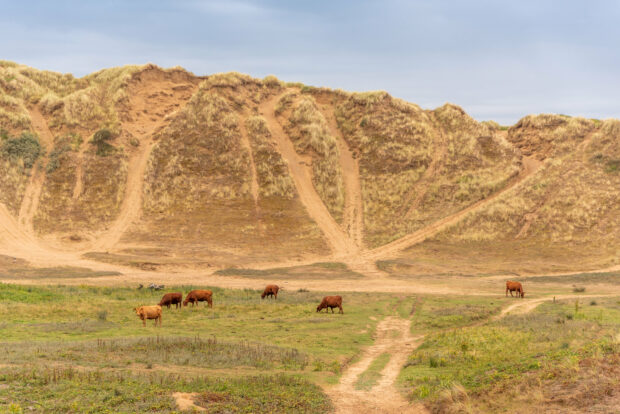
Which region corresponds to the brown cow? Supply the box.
[261,284,280,300]
[506,281,525,298]
[133,305,162,327]
[158,292,183,309]
[183,289,213,308]
[317,296,343,314]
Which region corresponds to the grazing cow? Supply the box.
[506,281,525,298]
[183,290,213,308]
[317,296,343,314]
[158,292,183,309]
[133,305,162,327]
[261,284,280,300]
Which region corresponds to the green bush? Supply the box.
[1,131,42,168]
[91,128,115,156]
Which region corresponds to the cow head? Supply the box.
[521,291,525,298]
[261,292,266,299]
[182,299,189,307]
[316,304,323,312]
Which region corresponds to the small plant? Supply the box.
[91,128,115,156]
[573,286,586,293]
[0,128,8,140]
[590,300,597,306]
[129,137,140,147]
[1,131,42,168]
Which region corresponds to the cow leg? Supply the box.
[142,318,146,327]
[339,306,343,314]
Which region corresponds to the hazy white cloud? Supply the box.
[0,0,619,124]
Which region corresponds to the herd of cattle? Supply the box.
[133,281,524,327]
[133,284,345,327]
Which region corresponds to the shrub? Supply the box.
[573,287,586,293]
[91,128,115,156]
[0,128,8,140]
[1,131,41,168]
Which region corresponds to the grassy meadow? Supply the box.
[401,296,620,413]
[0,283,410,412]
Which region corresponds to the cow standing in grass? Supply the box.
[133,305,162,327]
[261,285,280,300]
[158,292,183,309]
[506,281,525,298]
[317,296,343,314]
[183,290,213,308]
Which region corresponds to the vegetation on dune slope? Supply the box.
[334,91,436,246]
[138,78,328,258]
[332,91,520,247]
[438,117,618,248]
[1,62,618,264]
[411,104,520,227]
[279,93,345,223]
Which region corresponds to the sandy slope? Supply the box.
[259,93,359,257]
[90,76,198,251]
[365,156,543,261]
[19,105,53,234]
[318,103,365,249]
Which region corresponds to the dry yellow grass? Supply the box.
[282,95,345,223]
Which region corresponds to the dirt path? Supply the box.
[400,115,448,220]
[496,294,612,319]
[172,393,205,412]
[19,106,54,234]
[318,104,364,248]
[326,317,427,414]
[259,93,358,257]
[365,156,543,261]
[71,150,85,200]
[328,293,613,414]
[237,113,261,220]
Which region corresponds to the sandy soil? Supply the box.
[259,93,359,257]
[90,75,198,251]
[318,103,364,249]
[326,317,427,413]
[19,105,54,235]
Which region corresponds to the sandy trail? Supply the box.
[259,93,359,257]
[237,113,261,219]
[318,104,365,249]
[326,317,427,413]
[172,393,205,412]
[365,156,543,261]
[19,106,53,234]
[328,292,613,414]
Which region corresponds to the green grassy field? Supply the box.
[400,296,620,413]
[0,283,408,412]
[2,280,619,413]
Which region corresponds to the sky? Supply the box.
[1,0,619,124]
